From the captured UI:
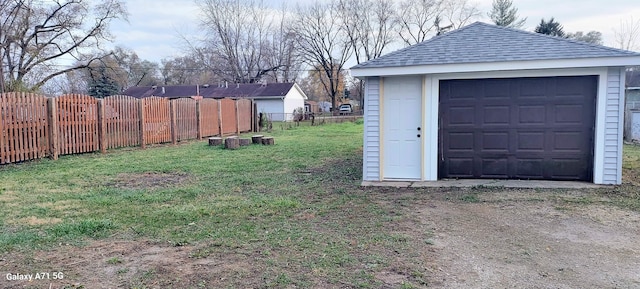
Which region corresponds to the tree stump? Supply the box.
[208,137,222,146]
[261,137,274,145]
[239,138,251,146]
[251,135,264,144]
[224,136,239,149]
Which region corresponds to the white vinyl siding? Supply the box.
[283,89,305,122]
[363,77,381,181]
[255,99,285,121]
[603,67,625,184]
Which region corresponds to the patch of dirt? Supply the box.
[107,172,192,190]
[0,191,19,202]
[0,240,263,289]
[10,216,62,226]
[406,189,640,288]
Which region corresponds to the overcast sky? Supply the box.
[109,0,640,64]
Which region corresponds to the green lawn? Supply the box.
[1,121,417,287]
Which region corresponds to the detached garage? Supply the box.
[351,22,640,185]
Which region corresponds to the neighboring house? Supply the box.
[626,71,640,109]
[625,71,640,141]
[351,22,640,185]
[123,83,307,121]
[318,101,332,112]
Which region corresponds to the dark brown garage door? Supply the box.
[439,76,597,181]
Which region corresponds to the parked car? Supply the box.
[339,104,352,114]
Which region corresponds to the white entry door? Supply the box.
[383,76,423,179]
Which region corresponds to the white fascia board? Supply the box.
[350,56,640,77]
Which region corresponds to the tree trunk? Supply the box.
[261,137,274,145]
[224,136,239,149]
[208,137,223,146]
[251,135,264,144]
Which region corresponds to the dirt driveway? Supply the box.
[402,188,640,289]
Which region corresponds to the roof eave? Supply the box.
[351,56,640,77]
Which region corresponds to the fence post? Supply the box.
[235,99,240,135]
[97,99,106,153]
[253,101,258,132]
[196,100,202,140]
[217,99,223,137]
[138,98,146,149]
[170,99,177,144]
[47,97,59,160]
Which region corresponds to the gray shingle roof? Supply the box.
[352,22,640,69]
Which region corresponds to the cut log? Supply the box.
[261,137,274,145]
[251,135,264,144]
[239,138,251,146]
[208,137,223,146]
[224,136,240,149]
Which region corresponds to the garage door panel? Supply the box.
[553,132,587,151]
[481,132,509,152]
[481,158,509,177]
[516,159,544,178]
[483,79,511,99]
[448,107,475,125]
[518,105,546,124]
[549,159,590,179]
[516,131,545,151]
[448,132,474,151]
[518,78,549,98]
[439,76,596,181]
[446,157,474,177]
[554,104,586,124]
[483,106,510,125]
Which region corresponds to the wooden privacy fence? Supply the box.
[0,93,255,165]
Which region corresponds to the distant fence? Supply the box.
[0,93,255,165]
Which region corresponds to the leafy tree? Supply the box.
[566,31,603,45]
[534,18,565,37]
[488,0,526,28]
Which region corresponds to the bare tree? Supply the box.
[294,1,353,111]
[395,0,443,46]
[0,0,127,92]
[337,0,396,64]
[262,6,302,83]
[395,0,480,46]
[195,0,300,83]
[441,0,481,30]
[614,16,640,51]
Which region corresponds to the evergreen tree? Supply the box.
[87,66,121,98]
[535,18,565,37]
[488,0,526,28]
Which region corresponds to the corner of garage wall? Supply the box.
[602,67,625,184]
[363,77,381,181]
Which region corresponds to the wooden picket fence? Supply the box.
[0,93,255,165]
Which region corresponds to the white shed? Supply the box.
[351,22,640,185]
